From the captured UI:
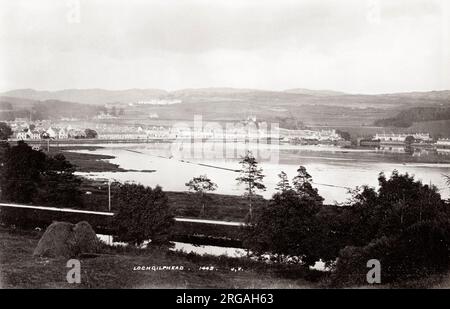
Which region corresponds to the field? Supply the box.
[0,228,318,288]
[2,227,449,288]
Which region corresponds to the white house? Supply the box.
[412,133,432,142]
[374,133,406,142]
[16,131,28,140]
[58,128,68,139]
[46,127,57,139]
[29,131,41,140]
[437,138,450,148]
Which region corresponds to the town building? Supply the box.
[279,128,341,142]
[58,128,68,139]
[437,138,450,149]
[46,127,57,139]
[374,133,432,143]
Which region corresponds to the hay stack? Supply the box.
[33,221,100,258]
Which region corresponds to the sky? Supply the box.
[0,0,449,94]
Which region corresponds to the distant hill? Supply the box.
[1,88,168,105]
[283,88,347,96]
[381,90,450,102]
[172,87,265,96]
[0,96,104,121]
[2,88,448,108]
[1,88,449,127]
[0,95,42,108]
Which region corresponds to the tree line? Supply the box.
[374,106,450,128]
[0,141,83,207]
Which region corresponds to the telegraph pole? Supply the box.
[108,179,111,212]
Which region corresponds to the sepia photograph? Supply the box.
[0,0,450,296]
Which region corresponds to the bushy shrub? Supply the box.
[0,141,83,208]
[244,169,450,286]
[244,189,323,265]
[331,236,398,286]
[113,183,174,246]
[332,219,450,286]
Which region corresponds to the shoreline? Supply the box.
[49,145,156,173]
[9,139,450,164]
[52,143,450,206]
[61,142,450,165]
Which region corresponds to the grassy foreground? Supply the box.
[0,228,319,289]
[2,228,450,288]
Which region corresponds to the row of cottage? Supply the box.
[370,133,450,148]
[278,128,341,142]
[16,127,88,140]
[373,133,433,142]
[14,124,343,142]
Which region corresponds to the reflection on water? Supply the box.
[172,242,246,258]
[96,234,327,271]
[96,234,245,257]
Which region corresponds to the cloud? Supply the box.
[0,0,448,92]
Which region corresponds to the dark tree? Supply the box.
[374,106,450,128]
[34,153,83,208]
[236,151,266,219]
[0,141,83,207]
[404,135,415,145]
[404,135,415,153]
[0,141,46,203]
[445,174,450,188]
[336,130,351,141]
[292,166,323,204]
[0,141,10,200]
[114,184,174,246]
[84,129,98,139]
[244,189,324,265]
[185,175,217,217]
[331,171,450,285]
[375,170,443,235]
[275,171,292,192]
[0,122,13,140]
[0,141,9,163]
